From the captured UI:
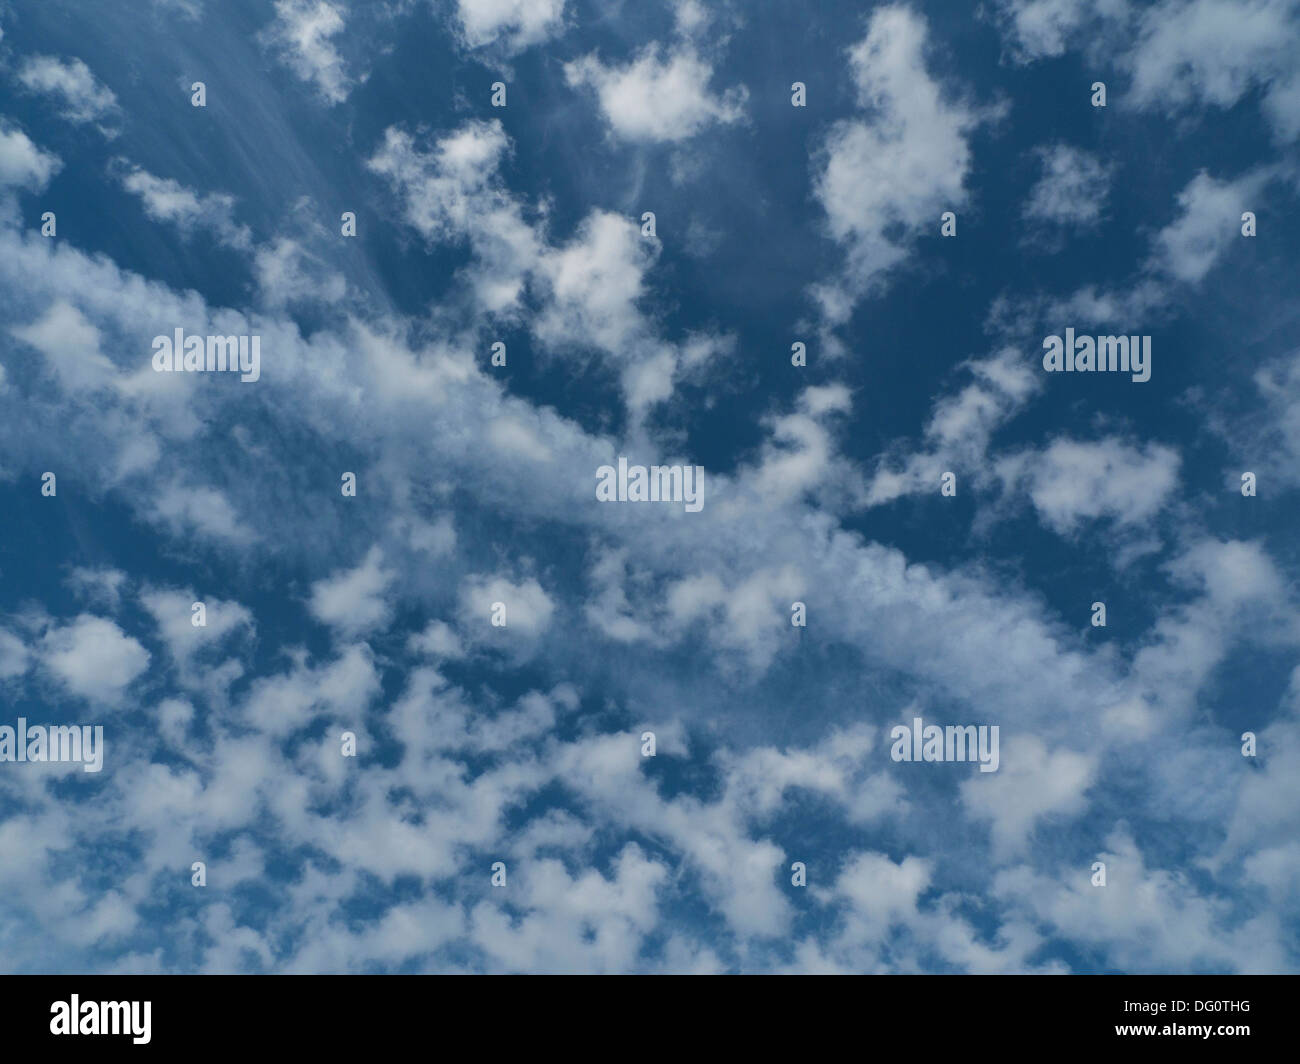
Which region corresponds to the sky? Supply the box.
[0,0,1297,974]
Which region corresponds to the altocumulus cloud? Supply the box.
[0,0,1296,976]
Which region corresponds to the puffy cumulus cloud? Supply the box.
[458,572,555,643]
[1022,144,1112,230]
[139,586,254,700]
[798,848,1061,973]
[1148,168,1278,284]
[368,120,692,413]
[262,0,361,105]
[722,385,857,513]
[1126,0,1300,133]
[1164,537,1290,616]
[39,615,150,703]
[718,724,904,826]
[149,482,257,546]
[991,0,1131,61]
[16,55,119,127]
[663,564,806,670]
[672,0,710,37]
[468,845,669,973]
[864,347,1040,507]
[1262,62,1300,142]
[559,723,894,946]
[810,5,992,326]
[114,164,252,250]
[452,0,567,51]
[534,211,653,349]
[407,619,464,660]
[583,547,664,646]
[998,437,1182,535]
[564,46,747,143]
[0,124,62,190]
[10,300,117,392]
[240,643,381,739]
[549,737,790,940]
[1113,538,1300,735]
[995,824,1288,972]
[366,121,510,240]
[487,414,555,462]
[308,546,397,637]
[366,120,542,316]
[994,0,1300,143]
[821,851,933,946]
[961,736,1097,855]
[1212,668,1300,902]
[864,351,1181,552]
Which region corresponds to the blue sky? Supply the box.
[0,0,1298,973]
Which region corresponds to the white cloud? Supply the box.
[66,568,128,610]
[487,415,554,461]
[150,483,255,545]
[564,46,747,142]
[254,238,346,307]
[241,644,380,738]
[1127,0,1299,130]
[993,0,1130,61]
[1249,348,1300,487]
[40,615,150,703]
[865,347,1040,506]
[1118,539,1297,730]
[369,123,686,412]
[308,546,396,636]
[0,125,61,190]
[0,43,1296,972]
[1214,669,1300,889]
[1149,169,1273,283]
[811,5,989,324]
[534,211,654,354]
[583,548,661,645]
[452,0,567,51]
[459,573,555,640]
[140,587,254,669]
[16,56,119,126]
[0,628,29,679]
[995,0,1300,143]
[116,165,252,249]
[673,0,710,37]
[962,736,1097,854]
[11,301,117,392]
[823,851,933,947]
[366,120,541,316]
[995,824,1288,972]
[1005,437,1181,534]
[407,620,464,659]
[663,565,805,670]
[469,845,667,973]
[1261,67,1300,142]
[729,386,854,510]
[264,0,360,105]
[1165,538,1287,615]
[1023,144,1111,229]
